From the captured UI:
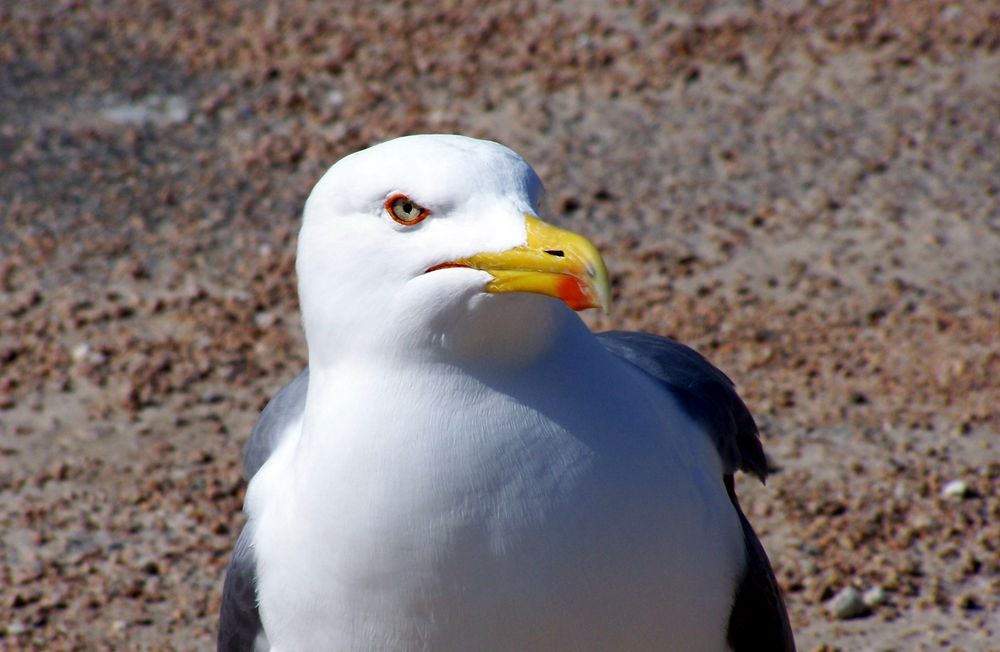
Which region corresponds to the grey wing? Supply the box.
[595,330,767,480]
[218,369,309,651]
[596,331,795,651]
[243,368,310,480]
[218,524,268,652]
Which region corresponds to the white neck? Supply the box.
[304,292,580,372]
[295,296,603,465]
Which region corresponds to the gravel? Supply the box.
[2,1,999,650]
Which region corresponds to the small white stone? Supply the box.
[102,94,191,126]
[827,586,870,620]
[71,342,106,365]
[162,95,191,124]
[327,89,345,106]
[862,586,887,607]
[941,479,970,499]
[255,311,277,329]
[71,343,92,362]
[941,4,963,21]
[101,103,151,125]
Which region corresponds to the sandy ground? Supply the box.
[1,1,999,650]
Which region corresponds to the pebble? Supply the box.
[71,343,107,365]
[827,586,871,620]
[254,311,277,329]
[71,343,90,362]
[201,391,226,404]
[862,586,887,608]
[101,95,191,126]
[941,479,971,500]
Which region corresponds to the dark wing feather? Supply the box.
[725,476,796,651]
[218,524,266,652]
[596,330,794,650]
[595,331,767,479]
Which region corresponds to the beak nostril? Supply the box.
[544,249,565,258]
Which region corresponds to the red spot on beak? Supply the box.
[557,275,592,311]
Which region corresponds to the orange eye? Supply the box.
[385,194,430,225]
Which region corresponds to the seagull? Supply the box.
[218,134,795,652]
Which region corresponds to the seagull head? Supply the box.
[297,134,610,366]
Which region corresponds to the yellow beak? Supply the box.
[433,215,611,313]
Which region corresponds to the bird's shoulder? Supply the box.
[595,330,768,481]
[596,330,794,650]
[243,368,310,480]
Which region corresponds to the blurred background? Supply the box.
[1,1,998,649]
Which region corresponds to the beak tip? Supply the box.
[597,293,611,315]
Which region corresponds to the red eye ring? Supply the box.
[385,193,430,226]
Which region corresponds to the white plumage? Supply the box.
[219,135,794,652]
